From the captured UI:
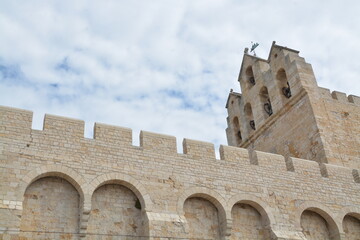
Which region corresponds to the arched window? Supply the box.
[276,68,291,98]
[259,87,273,117]
[233,117,242,146]
[245,66,255,89]
[244,103,255,132]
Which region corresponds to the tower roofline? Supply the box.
[267,41,299,60]
[238,41,300,83]
[225,91,241,108]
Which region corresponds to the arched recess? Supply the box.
[338,207,360,239]
[87,172,153,212]
[86,173,152,238]
[20,171,84,239]
[19,165,86,202]
[276,68,292,99]
[232,116,242,146]
[342,214,360,239]
[259,86,273,117]
[228,194,274,239]
[244,103,256,132]
[296,201,340,240]
[177,187,229,239]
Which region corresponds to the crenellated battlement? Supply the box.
[44,114,85,138]
[140,130,177,154]
[1,42,360,240]
[1,105,358,185]
[318,87,360,105]
[94,123,132,145]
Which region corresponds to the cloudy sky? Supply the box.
[1,0,360,153]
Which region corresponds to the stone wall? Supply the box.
[87,184,144,238]
[20,177,80,240]
[226,43,328,164]
[184,197,220,239]
[0,105,360,239]
[226,43,360,170]
[231,203,268,239]
[314,88,360,169]
[342,215,360,240]
[300,210,331,240]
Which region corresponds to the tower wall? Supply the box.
[311,88,360,169]
[226,42,360,169]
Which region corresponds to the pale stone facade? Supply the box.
[0,42,359,239]
[225,42,360,170]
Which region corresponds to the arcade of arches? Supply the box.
[18,175,360,239]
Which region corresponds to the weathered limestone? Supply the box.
[0,42,360,239]
[0,103,359,239]
[226,41,360,170]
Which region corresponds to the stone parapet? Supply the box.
[1,105,359,239]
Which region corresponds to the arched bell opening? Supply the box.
[244,103,256,133]
[232,117,242,146]
[245,66,256,89]
[276,68,292,99]
[259,86,273,117]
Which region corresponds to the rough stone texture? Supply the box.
[314,92,360,169]
[184,197,220,239]
[20,177,80,240]
[231,203,267,239]
[342,215,360,240]
[300,210,330,240]
[226,42,360,169]
[87,184,144,238]
[0,42,360,240]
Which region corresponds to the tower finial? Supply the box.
[250,42,259,57]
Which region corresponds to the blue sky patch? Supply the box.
[0,63,24,80]
[50,83,59,88]
[56,57,73,73]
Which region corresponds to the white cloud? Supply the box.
[1,0,360,154]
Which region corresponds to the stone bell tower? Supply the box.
[225,41,360,169]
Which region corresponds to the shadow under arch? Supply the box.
[177,187,229,237]
[296,201,341,239]
[227,193,275,228]
[87,172,153,212]
[20,164,87,202]
[337,205,360,233]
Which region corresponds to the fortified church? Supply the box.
[0,42,360,239]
